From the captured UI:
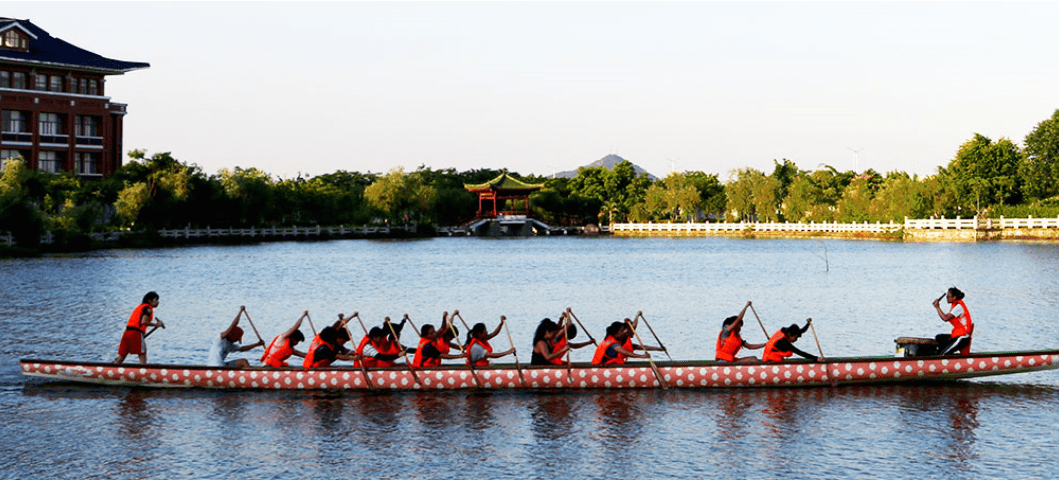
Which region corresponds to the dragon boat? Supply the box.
[20,348,1059,390]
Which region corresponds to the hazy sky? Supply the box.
[8,2,1059,180]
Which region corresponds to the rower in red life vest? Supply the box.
[591,321,664,365]
[412,324,466,367]
[465,319,515,366]
[434,314,464,362]
[531,313,592,366]
[114,291,165,365]
[715,301,766,363]
[354,327,396,367]
[261,311,308,368]
[932,286,974,355]
[531,318,566,365]
[303,324,356,370]
[762,319,823,362]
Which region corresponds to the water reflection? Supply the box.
[896,385,981,466]
[529,393,577,443]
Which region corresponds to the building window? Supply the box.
[35,74,47,90]
[38,151,61,174]
[2,30,27,50]
[2,149,23,164]
[78,78,87,94]
[40,113,64,136]
[2,110,29,133]
[75,115,99,137]
[76,152,99,175]
[12,72,25,89]
[88,80,98,95]
[49,75,62,92]
[0,71,8,88]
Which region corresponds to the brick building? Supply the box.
[0,18,148,179]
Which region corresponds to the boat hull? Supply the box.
[20,351,1059,390]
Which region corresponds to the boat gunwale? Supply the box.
[20,348,1059,374]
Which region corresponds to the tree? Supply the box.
[940,133,1022,214]
[364,167,436,223]
[1021,109,1059,201]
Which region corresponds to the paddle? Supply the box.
[635,311,672,361]
[806,318,834,387]
[240,306,266,348]
[340,312,373,389]
[561,311,574,384]
[305,311,318,336]
[565,308,598,346]
[384,316,422,386]
[748,303,770,339]
[625,318,668,390]
[143,321,164,339]
[452,310,484,388]
[500,315,527,387]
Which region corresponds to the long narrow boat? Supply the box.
[20,349,1059,390]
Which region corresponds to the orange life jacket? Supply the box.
[947,300,974,337]
[467,338,492,367]
[762,330,792,362]
[413,337,441,368]
[592,336,624,365]
[303,334,336,370]
[548,336,568,365]
[947,299,974,354]
[353,337,371,367]
[434,338,451,355]
[261,335,295,367]
[716,329,742,362]
[125,303,152,333]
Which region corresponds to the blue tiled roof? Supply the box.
[0,18,149,74]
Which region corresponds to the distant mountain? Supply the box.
[553,154,657,180]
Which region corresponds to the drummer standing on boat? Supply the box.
[114,292,165,365]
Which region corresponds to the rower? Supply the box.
[114,291,165,365]
[303,325,357,369]
[412,324,466,367]
[207,306,265,368]
[762,319,823,362]
[465,320,515,366]
[531,318,566,365]
[715,301,766,363]
[261,312,308,368]
[591,321,662,365]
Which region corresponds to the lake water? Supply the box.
[3,237,1059,479]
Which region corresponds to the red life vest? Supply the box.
[467,338,492,367]
[303,334,336,370]
[762,331,792,362]
[413,337,440,368]
[125,303,152,333]
[434,338,451,355]
[261,335,295,367]
[947,299,974,337]
[947,299,974,354]
[548,336,568,365]
[353,337,371,367]
[716,329,743,362]
[591,336,624,365]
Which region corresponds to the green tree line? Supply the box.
[3,110,1059,248]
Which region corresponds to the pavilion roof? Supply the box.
[464,173,544,192]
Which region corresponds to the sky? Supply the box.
[7,2,1059,181]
